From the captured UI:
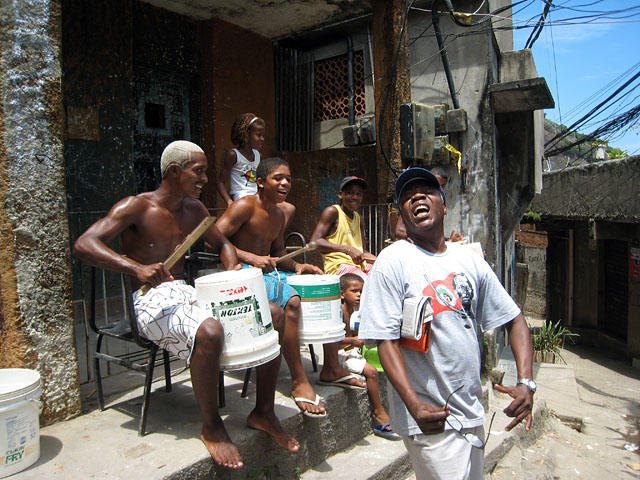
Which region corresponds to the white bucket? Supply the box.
[287,275,345,344]
[196,268,280,371]
[0,369,42,478]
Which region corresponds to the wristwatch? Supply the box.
[516,378,537,393]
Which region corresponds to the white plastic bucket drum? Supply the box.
[286,274,345,344]
[0,369,42,478]
[196,268,280,370]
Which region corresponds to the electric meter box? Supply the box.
[400,102,435,164]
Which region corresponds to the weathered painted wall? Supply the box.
[516,225,548,317]
[62,0,136,302]
[283,146,378,268]
[533,156,640,222]
[203,18,276,209]
[132,1,202,193]
[63,0,204,299]
[0,0,80,423]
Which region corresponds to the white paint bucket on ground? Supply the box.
[0,369,42,478]
[287,274,345,344]
[196,268,280,370]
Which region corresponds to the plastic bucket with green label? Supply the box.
[196,268,280,370]
[287,274,345,343]
[0,369,42,478]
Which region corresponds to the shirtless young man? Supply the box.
[216,157,365,418]
[74,141,298,469]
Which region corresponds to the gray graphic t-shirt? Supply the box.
[359,240,520,437]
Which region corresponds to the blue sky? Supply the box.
[512,1,640,155]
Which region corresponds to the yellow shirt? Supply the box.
[321,205,366,275]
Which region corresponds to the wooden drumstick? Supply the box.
[139,216,216,295]
[276,241,317,264]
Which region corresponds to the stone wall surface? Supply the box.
[0,0,81,423]
[533,156,640,222]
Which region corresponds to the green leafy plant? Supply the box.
[531,320,579,363]
[607,146,628,159]
[522,203,541,222]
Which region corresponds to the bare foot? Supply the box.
[247,409,300,452]
[201,423,243,469]
[291,382,326,416]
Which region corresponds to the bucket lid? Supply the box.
[286,274,340,286]
[195,267,261,286]
[0,369,41,400]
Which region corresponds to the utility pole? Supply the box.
[372,0,411,202]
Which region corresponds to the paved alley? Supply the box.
[491,344,640,479]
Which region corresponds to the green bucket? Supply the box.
[362,345,383,372]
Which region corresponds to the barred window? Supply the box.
[314,51,366,122]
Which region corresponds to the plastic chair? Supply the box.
[86,266,172,436]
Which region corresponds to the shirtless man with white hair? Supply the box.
[74,140,299,469]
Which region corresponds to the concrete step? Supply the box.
[25,345,557,480]
[301,433,412,480]
[28,352,385,480]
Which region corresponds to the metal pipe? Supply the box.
[432,0,460,109]
[345,34,355,126]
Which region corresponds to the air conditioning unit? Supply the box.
[400,102,435,165]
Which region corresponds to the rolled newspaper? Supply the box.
[401,296,433,340]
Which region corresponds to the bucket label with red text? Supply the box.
[211,296,272,344]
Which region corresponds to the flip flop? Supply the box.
[316,374,366,390]
[373,423,398,440]
[291,394,327,418]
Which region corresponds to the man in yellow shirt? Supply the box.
[311,176,376,279]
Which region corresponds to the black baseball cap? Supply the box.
[339,176,368,191]
[395,167,446,204]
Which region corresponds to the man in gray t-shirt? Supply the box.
[359,167,535,480]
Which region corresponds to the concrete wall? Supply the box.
[516,225,548,317]
[533,156,640,222]
[489,0,513,53]
[0,0,81,423]
[407,4,500,267]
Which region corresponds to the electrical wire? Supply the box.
[545,69,640,152]
[316,1,640,158]
[525,0,553,48]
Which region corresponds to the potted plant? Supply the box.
[531,320,579,364]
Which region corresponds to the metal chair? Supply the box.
[183,251,231,408]
[86,266,172,436]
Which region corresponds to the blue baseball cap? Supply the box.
[395,167,446,204]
